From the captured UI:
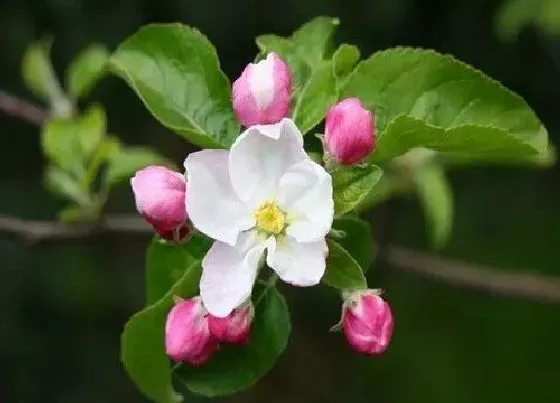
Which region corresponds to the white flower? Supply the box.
[184,118,334,317]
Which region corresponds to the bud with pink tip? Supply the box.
[342,290,393,355]
[165,297,218,366]
[131,165,189,242]
[232,52,292,127]
[325,98,375,165]
[208,300,254,345]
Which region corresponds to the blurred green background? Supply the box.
[2,0,560,402]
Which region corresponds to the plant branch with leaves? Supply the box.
[2,15,555,403]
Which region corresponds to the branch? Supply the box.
[0,214,150,243]
[384,245,560,304]
[0,213,559,304]
[0,90,48,125]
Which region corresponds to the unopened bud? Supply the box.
[342,290,393,355]
[232,52,292,127]
[208,301,254,345]
[165,297,218,366]
[131,165,189,242]
[325,98,375,165]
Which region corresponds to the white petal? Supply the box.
[248,54,275,110]
[228,118,307,205]
[278,159,334,243]
[266,236,328,286]
[184,150,254,246]
[200,231,266,318]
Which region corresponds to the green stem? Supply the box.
[255,273,278,306]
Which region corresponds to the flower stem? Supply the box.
[255,273,278,306]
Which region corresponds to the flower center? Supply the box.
[254,201,286,235]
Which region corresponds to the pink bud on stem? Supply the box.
[208,300,254,345]
[232,52,292,127]
[131,165,190,242]
[165,297,218,366]
[341,290,394,355]
[324,98,376,165]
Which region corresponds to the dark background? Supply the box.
[2,0,560,402]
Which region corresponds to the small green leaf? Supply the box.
[44,165,88,204]
[255,16,339,97]
[342,48,548,162]
[292,61,337,134]
[496,0,534,40]
[332,217,374,271]
[66,44,110,99]
[323,240,367,290]
[411,163,454,249]
[121,260,203,403]
[41,118,83,176]
[177,287,291,397]
[22,38,59,101]
[77,104,106,159]
[332,164,383,216]
[146,234,212,305]
[291,16,339,69]
[332,43,360,82]
[255,34,311,94]
[106,145,175,186]
[110,23,239,148]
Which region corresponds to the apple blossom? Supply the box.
[184,118,333,317]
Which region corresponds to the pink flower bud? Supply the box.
[342,290,394,355]
[165,297,218,366]
[232,52,292,127]
[130,165,189,241]
[208,301,254,345]
[325,98,375,165]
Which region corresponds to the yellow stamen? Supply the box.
[254,201,286,235]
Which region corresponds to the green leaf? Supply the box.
[323,240,367,290]
[291,16,340,69]
[177,287,290,397]
[106,145,175,186]
[255,34,311,94]
[332,43,360,82]
[41,106,107,179]
[77,104,106,159]
[255,16,339,96]
[41,118,83,176]
[22,38,59,101]
[411,163,454,250]
[373,115,539,163]
[332,217,374,271]
[342,48,548,162]
[332,164,383,216]
[495,0,537,41]
[44,165,88,205]
[292,61,337,134]
[110,23,239,148]
[121,260,203,403]
[66,44,110,99]
[146,233,212,305]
